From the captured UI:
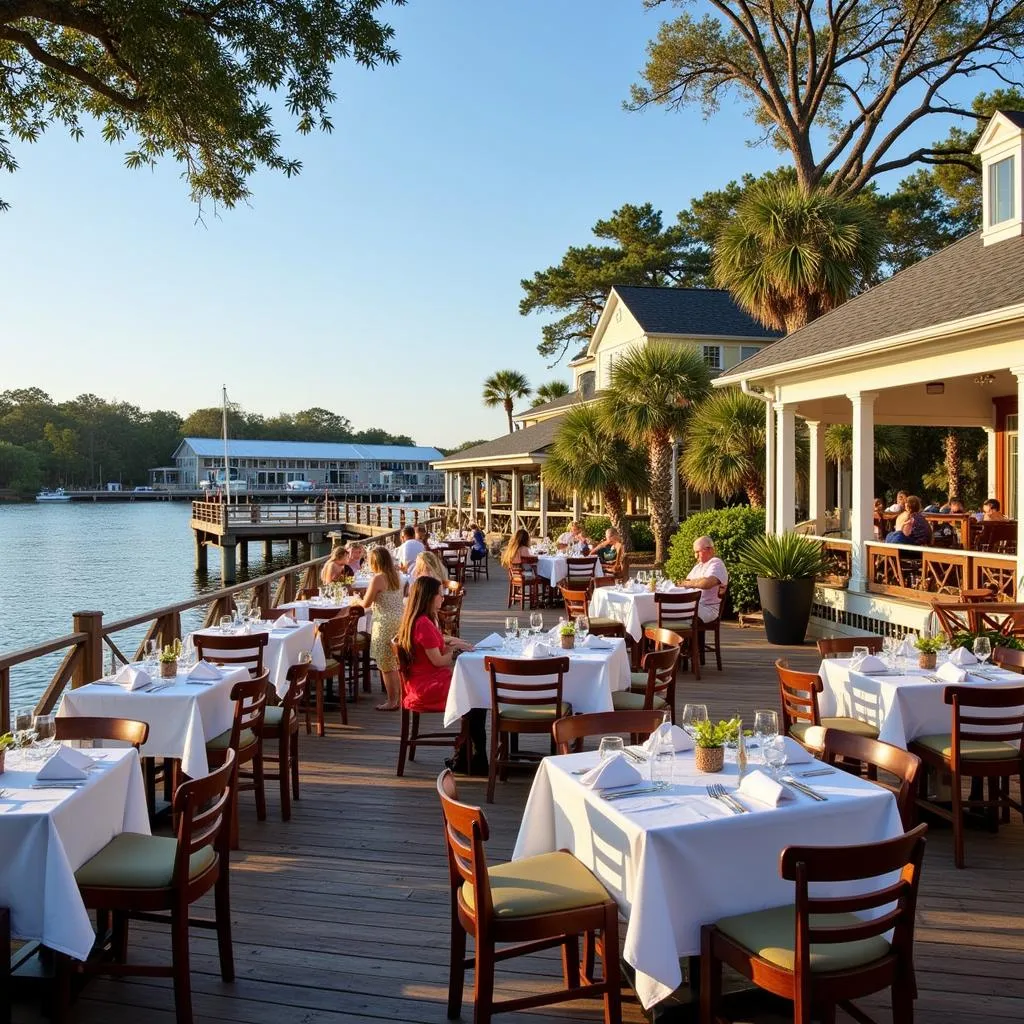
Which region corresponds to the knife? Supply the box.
[604,785,662,801]
[781,776,828,801]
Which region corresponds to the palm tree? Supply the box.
[714,181,883,334]
[543,405,649,547]
[531,380,572,407]
[482,370,531,433]
[600,344,712,563]
[824,424,910,475]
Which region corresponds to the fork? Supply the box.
[707,784,745,814]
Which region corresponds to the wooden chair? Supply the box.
[993,646,1024,673]
[205,675,269,850]
[565,556,598,592]
[436,769,622,1024]
[695,584,727,672]
[552,709,666,754]
[507,556,545,609]
[559,585,620,634]
[909,685,1024,868]
[484,655,571,803]
[821,729,921,830]
[66,750,237,1024]
[258,664,309,822]
[55,716,149,749]
[612,637,679,720]
[307,606,345,624]
[443,541,470,585]
[193,631,269,678]
[468,543,490,580]
[701,824,928,1024]
[394,642,465,777]
[775,658,878,754]
[977,520,1017,554]
[641,591,701,680]
[308,614,349,733]
[439,590,465,638]
[959,586,996,603]
[816,635,884,659]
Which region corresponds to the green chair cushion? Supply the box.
[587,617,619,628]
[498,701,572,722]
[715,905,891,974]
[612,690,668,712]
[790,718,878,749]
[629,670,650,693]
[913,733,1019,761]
[206,726,257,751]
[640,619,694,632]
[461,851,610,919]
[262,705,296,732]
[75,832,216,889]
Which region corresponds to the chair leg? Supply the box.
[112,910,129,963]
[409,711,422,762]
[397,709,411,777]
[601,904,622,1024]
[290,728,301,800]
[170,906,193,1024]
[473,940,495,1024]
[486,725,500,803]
[278,730,292,822]
[447,908,467,1020]
[713,625,722,670]
[338,671,349,725]
[892,972,915,1023]
[699,928,721,1024]
[253,748,267,822]
[561,935,580,989]
[952,769,965,868]
[214,868,235,982]
[315,677,325,737]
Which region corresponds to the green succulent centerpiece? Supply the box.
[691,717,740,773]
[913,632,945,669]
[0,730,13,772]
[558,623,575,649]
[158,638,182,677]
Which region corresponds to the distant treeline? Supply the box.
[0,388,417,492]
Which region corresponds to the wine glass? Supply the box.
[598,736,625,762]
[681,703,708,737]
[504,616,519,649]
[973,636,992,667]
[753,709,778,763]
[145,639,160,674]
[14,708,34,760]
[574,615,589,643]
[219,615,233,635]
[530,611,544,635]
[764,736,788,778]
[650,729,674,790]
[850,644,869,668]
[34,714,56,758]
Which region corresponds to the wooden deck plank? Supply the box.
[12,570,1024,1024]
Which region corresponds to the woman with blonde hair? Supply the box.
[357,546,406,710]
[500,528,532,569]
[320,543,354,586]
[411,550,448,583]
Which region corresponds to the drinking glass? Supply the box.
[598,736,624,762]
[850,644,869,667]
[235,597,250,623]
[650,732,674,790]
[973,636,992,666]
[145,639,160,673]
[317,588,326,603]
[34,714,56,757]
[504,616,519,649]
[681,703,708,737]
[882,635,897,669]
[574,615,589,643]
[219,615,233,635]
[530,611,544,635]
[764,736,788,777]
[753,709,778,762]
[249,607,262,628]
[14,708,34,754]
[181,635,197,668]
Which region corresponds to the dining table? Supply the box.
[58,663,251,778]
[0,746,149,961]
[443,634,631,728]
[534,554,604,588]
[817,657,1024,749]
[514,747,903,1009]
[588,582,699,641]
[276,598,372,633]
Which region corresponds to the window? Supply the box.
[702,345,722,369]
[1008,413,1019,520]
[740,345,760,362]
[990,156,1015,225]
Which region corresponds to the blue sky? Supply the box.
[0,1,993,449]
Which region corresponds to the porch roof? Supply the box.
[433,417,561,470]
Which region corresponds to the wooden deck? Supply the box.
[13,572,1024,1024]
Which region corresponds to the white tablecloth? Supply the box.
[818,658,1024,750]
[59,664,251,778]
[189,622,326,698]
[535,555,604,588]
[588,585,699,641]
[0,747,150,960]
[444,638,630,727]
[514,750,902,1008]
[277,599,371,633]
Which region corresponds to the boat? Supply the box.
[35,488,71,502]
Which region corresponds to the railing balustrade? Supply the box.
[864,542,1018,601]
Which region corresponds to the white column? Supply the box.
[670,441,681,521]
[849,391,878,592]
[1012,367,1024,580]
[511,470,520,533]
[484,470,493,533]
[539,477,549,538]
[774,403,796,533]
[764,396,775,534]
[470,472,478,525]
[984,425,998,500]
[806,420,826,535]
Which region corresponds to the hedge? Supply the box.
[582,515,655,552]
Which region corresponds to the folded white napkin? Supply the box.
[853,654,887,674]
[580,752,643,790]
[738,769,790,807]
[895,638,916,658]
[273,615,299,629]
[948,647,978,666]
[114,664,150,690]
[581,634,612,649]
[936,661,968,683]
[643,722,693,753]
[780,736,814,764]
[475,632,504,649]
[187,660,222,681]
[525,641,556,658]
[37,745,94,782]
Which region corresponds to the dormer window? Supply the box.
[990,155,1015,225]
[975,110,1024,245]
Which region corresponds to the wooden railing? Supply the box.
[864,542,1018,601]
[818,538,852,585]
[192,500,433,531]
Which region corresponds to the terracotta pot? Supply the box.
[918,652,937,670]
[560,634,575,650]
[160,659,179,678]
[694,746,725,773]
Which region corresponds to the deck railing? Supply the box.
[192,500,431,532]
[864,542,1018,601]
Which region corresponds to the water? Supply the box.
[0,501,430,710]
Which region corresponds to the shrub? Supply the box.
[735,532,829,580]
[665,507,766,613]
[582,515,654,552]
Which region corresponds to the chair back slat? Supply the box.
[307,607,345,623]
[993,646,1024,673]
[174,748,236,877]
[552,710,665,754]
[282,664,310,716]
[439,592,464,637]
[484,656,567,710]
[437,770,492,918]
[816,636,884,659]
[194,631,269,677]
[565,557,597,585]
[228,673,270,747]
[775,658,822,731]
[945,686,1024,753]
[55,716,149,749]
[559,587,589,620]
[655,591,700,629]
[636,643,680,710]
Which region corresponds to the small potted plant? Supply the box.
[159,639,183,678]
[0,732,13,774]
[558,623,576,650]
[692,718,739,773]
[913,633,945,670]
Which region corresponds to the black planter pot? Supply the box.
[756,576,816,646]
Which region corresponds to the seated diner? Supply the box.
[677,535,728,622]
[885,495,932,545]
[320,543,355,586]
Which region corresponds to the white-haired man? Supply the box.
[680,536,728,622]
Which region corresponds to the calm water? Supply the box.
[0,501,429,710]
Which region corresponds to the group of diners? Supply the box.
[874,491,1010,545]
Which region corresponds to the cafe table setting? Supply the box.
[588,578,699,641]
[818,647,1024,750]
[443,629,630,728]
[513,735,903,1009]
[533,554,604,588]
[0,744,149,961]
[276,595,372,633]
[58,659,251,779]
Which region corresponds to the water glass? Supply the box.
[850,644,869,667]
[598,736,624,762]
[681,703,708,737]
[14,708,34,753]
[753,709,778,762]
[764,736,788,777]
[574,615,589,643]
[650,734,674,790]
[34,714,56,756]
[145,639,160,673]
[973,636,992,665]
[504,616,519,649]
[219,615,234,635]
[530,611,544,635]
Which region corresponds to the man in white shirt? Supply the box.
[394,525,425,572]
[679,535,728,622]
[885,491,907,514]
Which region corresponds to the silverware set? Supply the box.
[780,776,828,801]
[604,785,663,801]
[623,747,648,764]
[706,784,746,814]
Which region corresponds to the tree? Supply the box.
[713,181,883,333]
[0,440,42,492]
[531,381,572,407]
[520,203,710,363]
[0,0,404,210]
[600,344,712,563]
[180,405,246,440]
[542,405,649,547]
[631,1,1024,197]
[482,370,531,434]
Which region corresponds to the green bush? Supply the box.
[665,507,766,613]
[582,515,654,552]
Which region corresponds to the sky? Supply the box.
[0,1,998,450]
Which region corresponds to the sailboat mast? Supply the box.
[222,387,232,505]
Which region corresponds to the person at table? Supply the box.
[885,495,932,545]
[344,543,366,575]
[982,497,1007,521]
[320,543,355,586]
[414,523,431,549]
[589,527,623,569]
[357,546,406,710]
[885,490,907,514]
[411,550,448,583]
[396,576,484,773]
[872,499,886,540]
[501,529,533,571]
[395,524,425,572]
[940,497,966,514]
[468,521,488,564]
[678,535,729,622]
[556,520,588,552]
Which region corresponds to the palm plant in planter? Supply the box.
[737,533,829,645]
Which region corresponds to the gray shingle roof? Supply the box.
[723,230,1024,378]
[514,390,586,420]
[997,109,1024,129]
[612,286,783,340]
[434,418,562,465]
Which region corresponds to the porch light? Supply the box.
[974,373,996,386]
